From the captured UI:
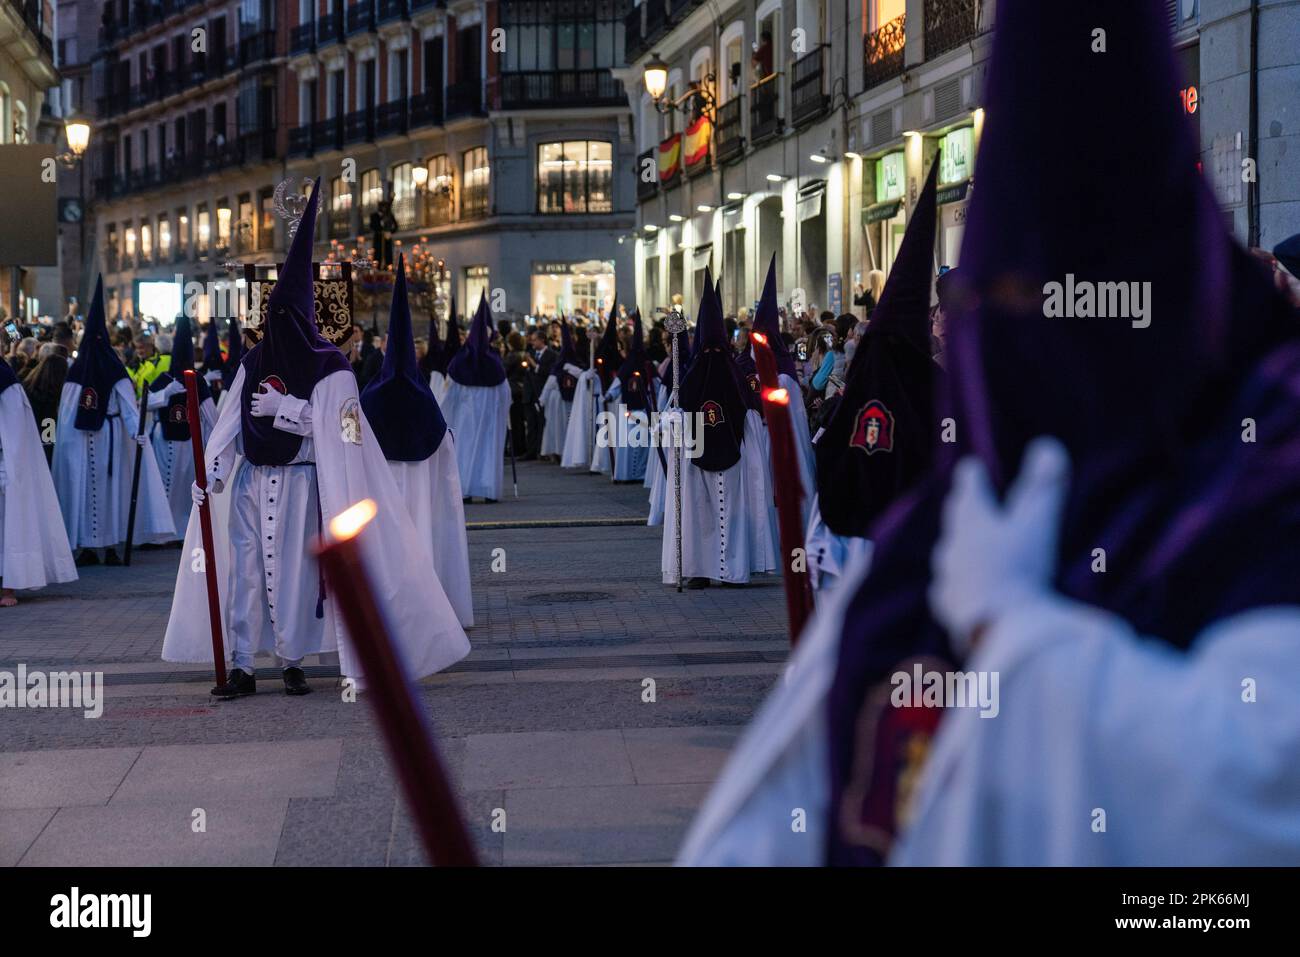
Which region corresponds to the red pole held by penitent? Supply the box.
[751,333,814,645]
[183,370,227,686]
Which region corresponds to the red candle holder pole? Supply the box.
[183,370,227,687]
[315,500,478,866]
[750,334,814,644]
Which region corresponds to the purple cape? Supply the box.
[150,312,210,442]
[238,179,351,466]
[680,267,747,473]
[446,291,506,387]
[360,255,448,461]
[66,276,129,432]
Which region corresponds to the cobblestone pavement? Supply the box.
[0,459,790,866]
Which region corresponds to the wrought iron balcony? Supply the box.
[313,115,346,152]
[290,21,316,55]
[445,79,483,120]
[377,100,409,137]
[864,13,906,91]
[345,1,376,35]
[239,28,275,65]
[498,70,624,110]
[790,45,829,127]
[344,106,376,143]
[391,195,418,230]
[423,191,453,227]
[636,148,657,201]
[714,97,744,165]
[289,124,314,156]
[377,0,408,24]
[461,184,488,220]
[749,73,782,145]
[924,0,979,60]
[318,8,345,45]
[409,90,443,128]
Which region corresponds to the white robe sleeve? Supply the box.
[203,366,245,488]
[273,394,313,436]
[892,597,1300,866]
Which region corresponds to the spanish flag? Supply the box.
[658,133,681,181]
[684,114,712,168]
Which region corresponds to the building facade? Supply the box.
[0,0,59,319]
[622,0,1300,319]
[89,0,636,328]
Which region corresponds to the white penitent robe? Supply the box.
[147,382,218,541]
[387,436,473,628]
[661,410,776,585]
[561,368,601,469]
[52,378,175,550]
[892,601,1300,866]
[601,380,649,482]
[538,376,570,459]
[677,544,873,865]
[0,384,77,590]
[804,494,873,593]
[440,379,511,501]
[162,367,470,683]
[429,370,448,403]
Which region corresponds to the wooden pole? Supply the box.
[183,370,227,685]
[751,334,814,644]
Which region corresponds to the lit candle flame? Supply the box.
[329,499,378,541]
[764,387,790,406]
[751,332,768,345]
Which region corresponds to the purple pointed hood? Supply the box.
[239,178,351,466]
[680,266,747,472]
[151,312,210,441]
[201,319,223,370]
[751,255,796,379]
[439,294,461,372]
[824,0,1300,866]
[815,161,942,537]
[446,290,506,387]
[361,255,448,461]
[222,317,243,391]
[67,276,129,431]
[592,299,621,390]
[616,310,652,411]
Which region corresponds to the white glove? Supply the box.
[563,363,584,378]
[134,432,149,448]
[166,380,186,398]
[928,436,1070,656]
[190,478,223,508]
[249,385,286,419]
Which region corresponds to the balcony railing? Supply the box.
[410,90,443,128]
[423,191,453,227]
[345,1,376,35]
[290,21,316,55]
[289,124,314,156]
[377,0,408,23]
[105,247,120,272]
[344,106,376,143]
[461,184,488,220]
[714,97,744,164]
[92,136,272,201]
[445,79,483,120]
[623,2,645,61]
[391,195,418,230]
[864,14,907,91]
[314,116,346,153]
[498,70,624,110]
[377,99,409,137]
[97,46,244,118]
[318,8,345,45]
[924,0,979,60]
[636,148,657,201]
[790,45,828,126]
[238,29,276,65]
[749,73,782,145]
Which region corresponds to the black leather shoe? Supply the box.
[686,577,711,590]
[103,548,123,566]
[76,549,100,567]
[283,667,312,696]
[211,667,256,699]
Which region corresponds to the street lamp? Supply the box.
[57,114,93,311]
[64,115,91,159]
[643,55,669,101]
[411,164,429,190]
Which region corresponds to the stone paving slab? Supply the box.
[502,783,709,866]
[622,726,743,784]
[19,800,289,867]
[461,729,635,791]
[111,738,342,804]
[0,747,141,809]
[0,808,56,866]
